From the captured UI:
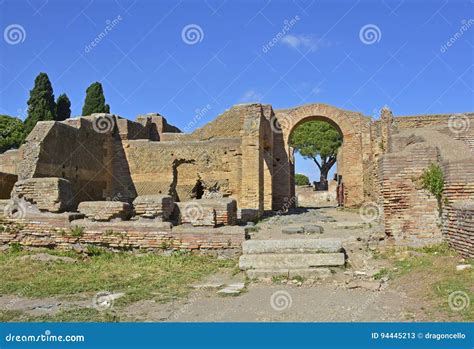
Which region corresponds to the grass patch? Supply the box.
[0,249,235,307]
[374,243,473,321]
[31,307,120,322]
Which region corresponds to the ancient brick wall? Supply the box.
[0,215,243,254]
[380,113,474,251]
[0,149,19,174]
[379,143,442,245]
[17,119,113,203]
[123,138,242,203]
[443,201,474,258]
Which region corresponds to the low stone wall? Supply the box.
[295,185,337,207]
[443,201,474,258]
[0,214,244,254]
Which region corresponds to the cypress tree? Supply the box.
[24,72,56,135]
[81,82,110,116]
[56,93,71,121]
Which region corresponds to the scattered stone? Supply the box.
[354,270,367,276]
[282,227,304,234]
[19,253,76,263]
[217,283,245,296]
[246,222,255,226]
[347,280,381,291]
[192,282,224,290]
[303,225,324,234]
[456,264,472,271]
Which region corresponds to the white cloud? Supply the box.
[240,90,263,102]
[281,34,331,52]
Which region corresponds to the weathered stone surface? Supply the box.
[246,268,331,280]
[133,195,174,220]
[217,283,245,296]
[242,239,342,254]
[303,225,324,234]
[282,227,304,234]
[239,253,345,270]
[12,177,75,213]
[78,201,132,221]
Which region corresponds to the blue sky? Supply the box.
[0,0,473,181]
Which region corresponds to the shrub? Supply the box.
[295,173,310,186]
[420,164,444,202]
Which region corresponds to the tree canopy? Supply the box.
[0,115,25,153]
[56,93,71,121]
[289,120,342,186]
[24,72,56,136]
[295,173,310,186]
[82,82,110,116]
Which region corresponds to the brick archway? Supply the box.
[273,103,364,208]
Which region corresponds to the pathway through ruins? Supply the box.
[124,207,428,322]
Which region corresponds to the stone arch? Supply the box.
[273,103,364,208]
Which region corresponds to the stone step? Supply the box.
[239,253,345,270]
[246,268,332,280]
[242,238,342,254]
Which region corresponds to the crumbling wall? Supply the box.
[123,138,242,203]
[379,143,442,245]
[380,115,474,251]
[17,118,113,203]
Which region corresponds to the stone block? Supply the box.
[78,201,132,221]
[12,177,75,213]
[239,253,345,270]
[133,195,174,221]
[176,201,216,227]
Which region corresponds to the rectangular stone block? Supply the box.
[239,253,345,270]
[133,194,174,221]
[12,177,75,212]
[78,201,132,221]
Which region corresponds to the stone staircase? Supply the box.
[239,238,346,279]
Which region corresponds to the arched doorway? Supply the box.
[272,104,364,209]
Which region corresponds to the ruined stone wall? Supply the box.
[123,138,242,203]
[443,201,474,258]
[16,119,113,203]
[380,114,474,251]
[0,149,19,174]
[379,143,442,245]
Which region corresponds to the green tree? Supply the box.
[289,120,342,188]
[82,82,110,116]
[0,115,25,153]
[55,93,71,121]
[295,173,310,186]
[24,72,56,136]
